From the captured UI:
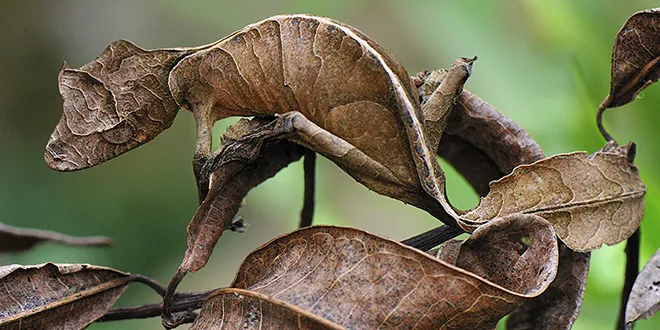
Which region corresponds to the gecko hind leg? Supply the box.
[269,111,458,227]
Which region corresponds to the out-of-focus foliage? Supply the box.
[1,1,659,329]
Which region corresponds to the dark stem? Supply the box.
[162,267,188,329]
[0,222,113,251]
[131,274,167,297]
[99,290,215,322]
[617,229,640,330]
[400,225,465,251]
[299,150,316,228]
[597,104,616,143]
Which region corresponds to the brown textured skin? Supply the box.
[48,14,471,225]
[167,15,418,190]
[45,41,199,171]
[182,119,305,273]
[167,14,470,222]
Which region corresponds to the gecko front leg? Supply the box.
[193,110,215,204]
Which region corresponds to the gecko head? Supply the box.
[45,40,193,171]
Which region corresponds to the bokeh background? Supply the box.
[1,0,660,329]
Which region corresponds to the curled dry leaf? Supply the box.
[601,8,660,109]
[454,214,557,294]
[190,288,343,330]
[0,263,130,330]
[434,89,545,197]
[215,221,556,329]
[412,85,590,329]
[441,90,591,330]
[444,90,545,174]
[625,247,660,325]
[461,142,646,252]
[0,222,111,252]
[437,133,503,197]
[507,243,590,330]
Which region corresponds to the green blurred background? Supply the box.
[1,0,659,328]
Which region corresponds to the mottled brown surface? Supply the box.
[434,90,545,198]
[626,247,660,324]
[602,9,660,108]
[168,15,419,186]
[0,263,130,330]
[38,11,647,330]
[49,14,473,227]
[445,90,545,174]
[434,91,592,330]
[190,288,343,330]
[462,145,646,252]
[223,224,556,329]
[507,243,590,330]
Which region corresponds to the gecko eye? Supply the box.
[100,121,135,144]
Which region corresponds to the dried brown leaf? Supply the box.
[461,143,646,252]
[227,221,556,329]
[45,41,198,171]
[0,263,130,330]
[625,247,660,325]
[602,8,660,109]
[0,222,111,253]
[507,243,590,330]
[437,134,502,197]
[191,288,343,330]
[427,88,589,330]
[434,90,545,197]
[444,90,545,174]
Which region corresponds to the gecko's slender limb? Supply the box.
[274,111,458,227]
[192,111,214,204]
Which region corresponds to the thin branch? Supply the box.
[0,222,112,252]
[299,150,316,228]
[99,289,215,322]
[618,229,640,330]
[401,225,465,251]
[597,103,616,143]
[162,268,188,329]
[130,274,167,297]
